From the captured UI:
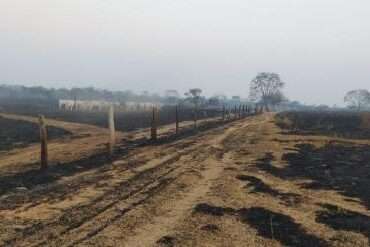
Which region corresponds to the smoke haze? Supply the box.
[1,0,369,105]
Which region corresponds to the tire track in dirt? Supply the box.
[49,123,247,246]
[3,143,202,247]
[2,119,242,247]
[77,120,255,247]
[122,156,224,247]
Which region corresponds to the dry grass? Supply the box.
[0,112,369,246]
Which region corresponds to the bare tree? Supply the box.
[249,72,285,110]
[344,89,370,111]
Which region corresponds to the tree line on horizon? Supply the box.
[1,72,368,111]
[0,72,288,110]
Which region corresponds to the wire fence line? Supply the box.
[35,104,263,169]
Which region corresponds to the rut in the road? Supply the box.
[121,152,226,247]
[81,121,247,247]
[4,120,246,247]
[4,143,200,247]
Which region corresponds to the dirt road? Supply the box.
[1,114,369,246]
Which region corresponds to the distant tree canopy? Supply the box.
[207,95,230,107]
[231,96,241,101]
[164,90,180,105]
[344,89,370,111]
[249,72,285,109]
[208,97,220,106]
[1,84,326,112]
[0,85,162,104]
[184,88,203,107]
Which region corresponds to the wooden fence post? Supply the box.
[39,115,48,170]
[222,105,225,121]
[108,105,116,156]
[151,106,158,140]
[73,96,77,111]
[194,106,198,129]
[175,105,179,134]
[265,104,270,112]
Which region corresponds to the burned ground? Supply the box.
[0,116,70,152]
[0,112,369,246]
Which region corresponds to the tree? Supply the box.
[344,89,370,111]
[164,90,180,105]
[215,94,227,102]
[185,88,203,127]
[208,97,221,106]
[231,96,241,102]
[185,88,202,107]
[209,94,227,106]
[268,90,286,106]
[249,72,285,110]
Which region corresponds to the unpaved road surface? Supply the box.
[1,113,369,246]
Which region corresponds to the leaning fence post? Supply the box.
[175,105,179,134]
[108,105,116,156]
[39,115,48,170]
[151,106,158,140]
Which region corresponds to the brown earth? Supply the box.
[0,113,369,247]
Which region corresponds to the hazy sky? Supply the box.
[1,0,369,105]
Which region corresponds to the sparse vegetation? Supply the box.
[3,1,370,245]
[344,89,370,111]
[249,72,286,111]
[1,95,370,247]
[0,116,70,152]
[275,111,370,139]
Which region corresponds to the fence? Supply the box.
[37,104,263,169]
